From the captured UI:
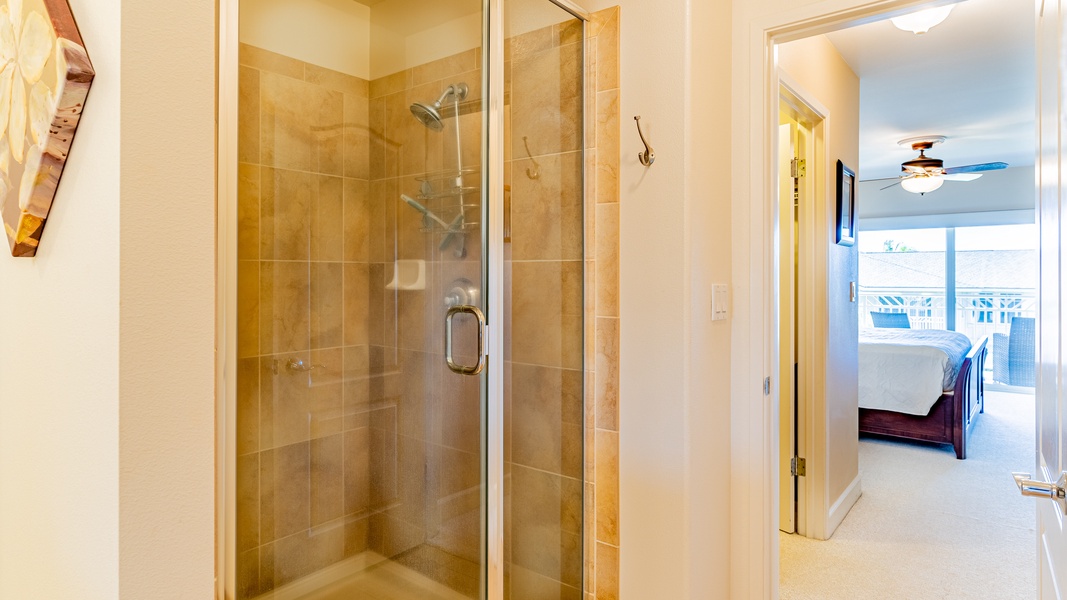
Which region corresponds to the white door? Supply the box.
[1030,0,1067,597]
[779,118,797,534]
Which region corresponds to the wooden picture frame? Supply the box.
[1,0,95,257]
[836,159,856,246]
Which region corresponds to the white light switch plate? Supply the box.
[712,284,728,321]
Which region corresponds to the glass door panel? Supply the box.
[234,0,486,597]
[502,2,586,598]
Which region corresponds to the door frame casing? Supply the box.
[730,0,959,596]
[216,0,239,595]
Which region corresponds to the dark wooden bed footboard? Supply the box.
[859,336,988,459]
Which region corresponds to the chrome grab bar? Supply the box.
[445,304,486,375]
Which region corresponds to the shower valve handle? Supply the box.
[287,358,326,372]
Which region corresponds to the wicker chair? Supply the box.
[870,311,911,328]
[993,316,1036,387]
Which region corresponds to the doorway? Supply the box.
[731,0,1067,597]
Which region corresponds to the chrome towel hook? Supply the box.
[634,115,655,166]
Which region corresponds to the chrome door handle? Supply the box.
[445,304,486,375]
[1013,471,1067,515]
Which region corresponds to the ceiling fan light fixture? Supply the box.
[901,174,945,194]
[891,5,955,35]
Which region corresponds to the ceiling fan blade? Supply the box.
[941,173,982,182]
[943,162,1008,175]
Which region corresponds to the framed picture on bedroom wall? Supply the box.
[836,159,856,246]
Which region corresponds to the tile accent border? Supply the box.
[584,7,620,600]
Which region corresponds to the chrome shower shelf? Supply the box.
[414,166,480,183]
[416,202,481,233]
[416,186,480,200]
[418,221,480,234]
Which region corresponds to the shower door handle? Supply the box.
[445,304,486,375]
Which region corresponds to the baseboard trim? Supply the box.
[826,474,862,538]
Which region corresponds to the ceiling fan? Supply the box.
[883,136,1008,194]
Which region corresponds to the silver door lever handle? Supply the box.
[1013,471,1067,515]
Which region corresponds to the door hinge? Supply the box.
[763,376,771,396]
[790,158,806,178]
[791,456,806,477]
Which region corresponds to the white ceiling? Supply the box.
[824,0,1035,181]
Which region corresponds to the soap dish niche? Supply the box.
[385,260,426,290]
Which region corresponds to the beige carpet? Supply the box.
[780,391,1036,599]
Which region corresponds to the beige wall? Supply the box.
[779,35,861,538]
[369,2,481,79]
[118,0,217,597]
[241,0,372,79]
[0,0,216,598]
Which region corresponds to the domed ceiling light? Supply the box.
[892,5,955,35]
[900,174,945,194]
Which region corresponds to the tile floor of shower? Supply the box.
[291,559,465,600]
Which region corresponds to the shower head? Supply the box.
[410,102,444,131]
[410,82,469,131]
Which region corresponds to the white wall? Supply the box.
[0,0,120,596]
[580,0,733,597]
[241,0,372,78]
[0,1,217,598]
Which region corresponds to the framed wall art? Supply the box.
[1,0,94,257]
[836,159,856,246]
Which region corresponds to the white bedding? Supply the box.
[858,328,973,416]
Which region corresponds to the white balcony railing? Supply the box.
[858,287,1036,381]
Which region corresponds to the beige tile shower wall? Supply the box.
[586,8,620,600]
[236,43,379,599]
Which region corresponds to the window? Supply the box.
[857,229,946,329]
[858,223,1038,386]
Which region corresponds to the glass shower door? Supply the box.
[233,0,487,597]
[502,1,586,598]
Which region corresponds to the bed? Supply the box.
[858,328,988,459]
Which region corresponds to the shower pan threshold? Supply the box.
[251,551,468,600]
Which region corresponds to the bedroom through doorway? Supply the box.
[776,0,1037,597]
